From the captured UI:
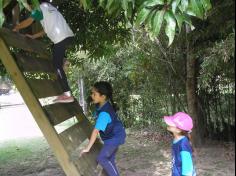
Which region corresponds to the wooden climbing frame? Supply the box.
[0,28,105,176]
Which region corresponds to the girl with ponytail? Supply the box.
[163,112,196,176]
[81,81,126,176]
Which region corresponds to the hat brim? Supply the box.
[164,116,176,127]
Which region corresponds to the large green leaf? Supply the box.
[144,0,165,8]
[175,13,195,32]
[146,9,156,29]
[172,0,181,14]
[164,11,176,46]
[189,0,204,19]
[135,7,152,26]
[175,13,184,31]
[152,9,165,36]
[179,0,189,12]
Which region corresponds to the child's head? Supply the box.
[91,81,113,104]
[91,81,118,111]
[164,112,193,134]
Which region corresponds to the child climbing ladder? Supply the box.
[13,0,75,103]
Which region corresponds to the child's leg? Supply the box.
[109,148,119,174]
[97,145,120,176]
[52,41,71,93]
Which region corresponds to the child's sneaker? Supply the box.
[53,94,74,103]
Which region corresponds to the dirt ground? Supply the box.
[0,96,235,176]
[0,130,235,176]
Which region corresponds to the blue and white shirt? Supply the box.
[171,136,196,176]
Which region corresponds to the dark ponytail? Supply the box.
[181,131,195,156]
[93,81,118,112]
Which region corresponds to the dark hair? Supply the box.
[93,81,118,112]
[39,0,50,3]
[180,131,195,156]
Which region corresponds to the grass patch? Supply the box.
[0,137,48,166]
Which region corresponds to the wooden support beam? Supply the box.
[0,28,50,58]
[0,38,81,176]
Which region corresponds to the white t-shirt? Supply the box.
[37,3,74,44]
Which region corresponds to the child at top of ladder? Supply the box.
[13,0,75,103]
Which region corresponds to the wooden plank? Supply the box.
[73,140,104,176]
[59,122,88,153]
[27,79,64,99]
[15,54,54,73]
[0,37,81,176]
[0,28,50,58]
[62,119,104,176]
[44,101,84,126]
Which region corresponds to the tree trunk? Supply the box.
[185,31,202,146]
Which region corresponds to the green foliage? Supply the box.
[67,31,188,128]
[81,0,212,45]
[0,0,5,27]
[199,32,235,89]
[58,1,130,59]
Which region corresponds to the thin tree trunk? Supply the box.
[185,29,202,146]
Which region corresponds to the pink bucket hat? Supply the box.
[164,112,193,131]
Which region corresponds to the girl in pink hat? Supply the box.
[164,112,196,176]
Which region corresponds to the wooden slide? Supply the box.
[0,28,105,176]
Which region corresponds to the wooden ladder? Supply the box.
[0,28,105,176]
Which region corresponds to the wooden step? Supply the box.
[44,101,84,126]
[27,79,64,98]
[0,28,50,58]
[15,54,54,73]
[60,119,103,176]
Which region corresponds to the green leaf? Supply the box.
[179,0,189,12]
[99,0,107,8]
[200,0,212,11]
[122,0,129,11]
[189,0,204,19]
[152,10,166,36]
[0,0,5,27]
[135,7,152,26]
[182,14,195,30]
[175,13,184,31]
[164,11,176,46]
[80,0,92,10]
[147,10,156,29]
[172,0,181,14]
[106,0,120,15]
[144,0,165,8]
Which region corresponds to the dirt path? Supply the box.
[0,130,235,176]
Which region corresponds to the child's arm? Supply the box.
[181,151,194,176]
[81,128,99,154]
[13,17,34,31]
[25,30,46,39]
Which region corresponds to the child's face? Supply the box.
[167,126,181,134]
[91,88,106,104]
